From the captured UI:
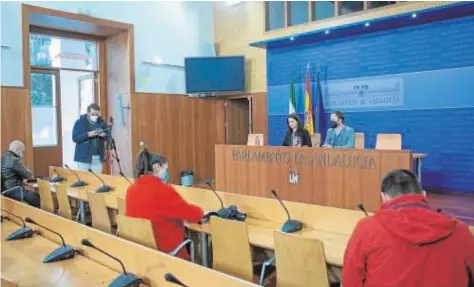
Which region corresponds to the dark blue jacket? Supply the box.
[73,115,108,163]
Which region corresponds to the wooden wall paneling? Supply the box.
[106,31,132,177]
[247,146,262,198]
[0,87,34,168]
[131,93,225,184]
[251,92,268,144]
[323,149,345,208]
[192,98,225,182]
[173,95,195,183]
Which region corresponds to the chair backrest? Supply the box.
[1,276,17,287]
[247,134,264,146]
[375,133,402,150]
[209,217,254,282]
[470,226,474,236]
[117,215,157,249]
[117,197,126,216]
[354,132,365,149]
[37,179,55,213]
[310,133,321,147]
[273,230,330,287]
[55,184,72,220]
[86,192,112,233]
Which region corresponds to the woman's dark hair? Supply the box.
[333,111,345,123]
[287,113,304,134]
[134,148,168,179]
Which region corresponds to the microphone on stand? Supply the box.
[271,190,303,233]
[49,168,65,183]
[25,217,76,263]
[88,169,112,193]
[64,164,87,187]
[357,203,369,217]
[119,172,133,185]
[164,273,188,286]
[1,209,34,240]
[81,239,142,287]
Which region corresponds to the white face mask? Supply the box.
[89,115,98,123]
[17,151,24,158]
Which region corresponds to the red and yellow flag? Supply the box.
[304,64,314,133]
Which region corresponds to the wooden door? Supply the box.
[225,98,250,145]
[30,69,63,177]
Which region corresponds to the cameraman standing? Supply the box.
[72,103,108,173]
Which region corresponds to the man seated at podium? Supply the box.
[126,149,204,260]
[1,140,39,207]
[323,111,355,148]
[281,113,312,147]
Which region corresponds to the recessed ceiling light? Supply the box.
[412,13,417,18]
[325,30,330,34]
[364,22,370,27]
[290,37,295,41]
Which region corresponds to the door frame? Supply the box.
[30,68,63,176]
[78,72,99,115]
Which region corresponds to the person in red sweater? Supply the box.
[343,169,474,287]
[125,149,204,260]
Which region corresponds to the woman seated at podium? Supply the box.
[281,113,312,147]
[125,149,204,260]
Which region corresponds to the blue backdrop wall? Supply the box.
[266,15,474,192]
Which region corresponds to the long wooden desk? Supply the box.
[1,220,119,286]
[215,145,420,212]
[45,167,364,267]
[1,197,257,287]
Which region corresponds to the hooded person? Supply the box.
[125,149,204,260]
[343,169,474,287]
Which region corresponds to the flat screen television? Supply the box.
[185,56,245,94]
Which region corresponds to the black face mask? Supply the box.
[330,121,338,129]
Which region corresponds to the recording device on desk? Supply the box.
[271,190,303,233]
[200,180,247,223]
[165,273,188,287]
[49,169,65,183]
[25,217,76,263]
[357,203,369,217]
[1,209,35,240]
[88,169,113,193]
[81,239,142,287]
[65,164,87,187]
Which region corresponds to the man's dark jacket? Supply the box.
[72,115,108,163]
[1,151,32,190]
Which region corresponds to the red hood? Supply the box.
[375,194,457,245]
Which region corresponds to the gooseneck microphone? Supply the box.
[65,164,87,187]
[357,203,369,217]
[88,168,112,193]
[271,190,303,233]
[164,273,188,287]
[1,209,34,240]
[81,239,142,287]
[25,217,76,263]
[205,181,224,209]
[119,172,133,185]
[49,169,65,183]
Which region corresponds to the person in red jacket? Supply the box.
[125,149,204,260]
[343,169,474,287]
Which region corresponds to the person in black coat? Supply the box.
[281,113,312,147]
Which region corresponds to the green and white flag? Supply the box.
[289,74,296,114]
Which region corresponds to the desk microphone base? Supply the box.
[43,245,75,263]
[109,273,142,287]
[6,226,34,241]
